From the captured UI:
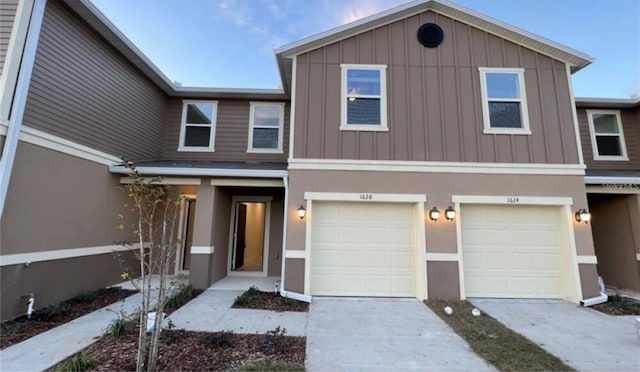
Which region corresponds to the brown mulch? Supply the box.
[232,289,309,312]
[0,287,137,350]
[592,295,640,315]
[54,329,306,371]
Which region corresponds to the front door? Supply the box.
[229,197,271,276]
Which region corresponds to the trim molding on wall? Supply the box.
[425,253,460,261]
[285,250,306,259]
[190,246,215,254]
[636,253,640,261]
[210,178,284,187]
[452,195,573,206]
[585,176,640,185]
[304,192,426,203]
[120,177,202,185]
[0,244,145,266]
[0,123,121,165]
[576,256,598,264]
[110,165,287,178]
[289,159,585,175]
[565,64,585,166]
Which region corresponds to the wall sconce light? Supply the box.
[297,204,306,220]
[575,208,591,224]
[429,207,440,221]
[445,206,456,221]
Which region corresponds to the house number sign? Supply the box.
[506,197,520,203]
[359,193,373,200]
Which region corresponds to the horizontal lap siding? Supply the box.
[293,10,579,164]
[578,107,640,170]
[0,0,19,75]
[22,1,166,160]
[163,98,290,162]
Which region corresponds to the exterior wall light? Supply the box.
[429,207,440,221]
[445,206,456,221]
[297,204,306,220]
[575,209,591,224]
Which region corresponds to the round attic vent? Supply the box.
[417,23,444,48]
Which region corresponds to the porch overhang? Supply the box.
[109,160,288,179]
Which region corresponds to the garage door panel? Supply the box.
[310,201,416,297]
[462,204,563,299]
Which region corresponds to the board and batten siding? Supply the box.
[0,0,19,75]
[578,106,640,170]
[293,10,579,164]
[163,98,290,163]
[21,0,167,160]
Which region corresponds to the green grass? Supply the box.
[425,299,575,372]
[53,353,96,372]
[240,360,305,371]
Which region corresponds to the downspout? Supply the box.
[580,276,608,307]
[279,175,311,302]
[0,0,48,219]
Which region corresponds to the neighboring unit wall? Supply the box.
[0,0,20,75]
[293,11,579,164]
[21,0,167,161]
[163,99,290,162]
[0,142,137,320]
[578,106,640,169]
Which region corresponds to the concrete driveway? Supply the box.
[305,298,494,371]
[471,299,640,371]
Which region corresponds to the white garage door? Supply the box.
[462,205,563,298]
[310,201,416,297]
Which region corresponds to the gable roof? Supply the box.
[274,0,594,93]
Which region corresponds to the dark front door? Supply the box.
[233,203,247,270]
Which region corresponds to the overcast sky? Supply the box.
[90,0,640,98]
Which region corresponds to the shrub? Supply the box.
[54,353,96,372]
[259,326,288,355]
[105,315,136,340]
[200,331,234,349]
[37,304,67,321]
[165,284,196,311]
[67,292,97,305]
[233,286,262,307]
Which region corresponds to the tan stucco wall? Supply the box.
[285,169,597,299]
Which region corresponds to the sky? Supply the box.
[90,0,640,99]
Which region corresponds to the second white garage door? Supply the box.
[462,205,564,298]
[310,201,416,297]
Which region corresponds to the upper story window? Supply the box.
[178,100,217,152]
[340,64,388,131]
[248,102,285,153]
[479,68,530,135]
[586,110,628,161]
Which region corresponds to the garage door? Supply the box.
[310,201,416,297]
[462,205,563,298]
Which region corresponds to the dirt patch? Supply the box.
[1,287,137,350]
[425,299,575,372]
[51,329,305,371]
[592,295,640,316]
[232,287,309,312]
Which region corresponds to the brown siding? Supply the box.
[0,0,19,75]
[22,1,167,160]
[293,11,579,164]
[578,106,640,169]
[163,98,290,163]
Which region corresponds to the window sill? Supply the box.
[593,156,629,161]
[340,125,389,132]
[247,149,284,154]
[177,147,215,152]
[483,128,531,135]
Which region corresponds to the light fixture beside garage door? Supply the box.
[297,204,307,219]
[429,206,456,222]
[575,208,591,223]
[444,206,456,221]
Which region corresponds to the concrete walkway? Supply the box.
[166,289,308,336]
[471,299,640,371]
[305,298,494,371]
[0,292,141,372]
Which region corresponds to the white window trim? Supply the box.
[478,67,531,135]
[586,109,629,161]
[247,102,285,153]
[178,100,218,152]
[340,64,388,132]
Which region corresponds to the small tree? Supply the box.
[117,162,183,372]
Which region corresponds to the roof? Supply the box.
[574,97,640,109]
[275,0,594,93]
[109,160,288,178]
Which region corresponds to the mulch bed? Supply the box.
[52,329,305,371]
[592,295,640,315]
[232,287,309,312]
[0,287,137,350]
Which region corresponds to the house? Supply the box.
[576,98,640,291]
[0,0,620,320]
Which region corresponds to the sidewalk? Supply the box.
[0,292,141,371]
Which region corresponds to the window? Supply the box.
[341,64,388,131]
[587,110,628,160]
[247,102,285,153]
[178,100,217,151]
[479,68,530,134]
